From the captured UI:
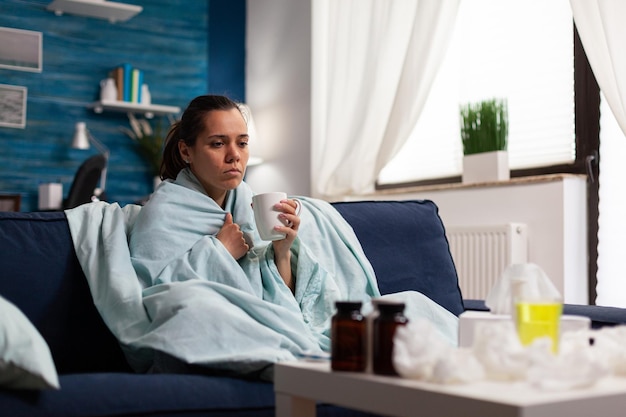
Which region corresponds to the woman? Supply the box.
[129,95,378,297]
[126,94,457,377]
[159,95,299,292]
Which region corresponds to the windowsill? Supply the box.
[374,173,587,196]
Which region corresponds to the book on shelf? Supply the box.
[107,63,145,104]
[111,66,124,101]
[131,68,143,104]
[122,63,132,102]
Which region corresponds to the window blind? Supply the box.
[379,0,575,185]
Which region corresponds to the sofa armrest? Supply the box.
[332,200,465,316]
[562,304,626,329]
[0,211,131,374]
[463,299,626,329]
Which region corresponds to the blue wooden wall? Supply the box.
[0,0,245,211]
[208,0,245,102]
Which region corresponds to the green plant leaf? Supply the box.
[123,115,168,176]
[460,98,508,155]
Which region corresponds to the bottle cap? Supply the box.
[373,300,405,313]
[335,301,363,311]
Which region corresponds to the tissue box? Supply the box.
[458,310,591,347]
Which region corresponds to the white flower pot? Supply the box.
[462,150,509,184]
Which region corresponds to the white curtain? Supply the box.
[311,0,460,199]
[570,0,626,136]
[570,1,626,306]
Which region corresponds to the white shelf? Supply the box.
[90,100,180,118]
[47,0,142,23]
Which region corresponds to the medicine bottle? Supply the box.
[372,301,408,376]
[331,301,366,372]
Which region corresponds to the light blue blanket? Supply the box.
[66,172,458,379]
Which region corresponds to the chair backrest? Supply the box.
[63,154,106,209]
[0,194,21,212]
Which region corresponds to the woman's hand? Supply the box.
[272,198,300,252]
[217,213,249,260]
[272,199,301,292]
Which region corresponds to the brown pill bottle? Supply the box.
[331,301,366,372]
[372,301,408,376]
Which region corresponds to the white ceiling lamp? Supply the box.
[47,0,142,23]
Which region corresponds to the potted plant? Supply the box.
[122,114,170,189]
[459,98,509,184]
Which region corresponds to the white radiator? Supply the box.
[446,223,528,299]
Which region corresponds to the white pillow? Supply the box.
[0,295,60,389]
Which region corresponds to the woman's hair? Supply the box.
[160,95,244,180]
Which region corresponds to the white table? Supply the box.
[274,361,626,417]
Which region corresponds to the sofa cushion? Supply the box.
[0,211,130,374]
[332,200,464,316]
[0,295,59,390]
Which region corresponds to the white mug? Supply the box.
[252,192,302,241]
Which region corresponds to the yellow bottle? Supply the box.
[515,302,562,353]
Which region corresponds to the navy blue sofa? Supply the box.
[0,199,622,417]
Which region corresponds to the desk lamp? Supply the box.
[71,121,110,197]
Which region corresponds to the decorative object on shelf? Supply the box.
[460,98,509,184]
[238,103,263,166]
[122,113,171,179]
[46,0,142,23]
[99,77,117,101]
[71,121,110,197]
[141,84,151,105]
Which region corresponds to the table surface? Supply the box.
[274,360,626,417]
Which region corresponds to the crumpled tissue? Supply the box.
[589,326,626,375]
[393,317,612,390]
[526,328,608,390]
[393,318,484,384]
[472,320,528,381]
[393,263,614,390]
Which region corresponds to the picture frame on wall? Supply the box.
[0,84,27,129]
[0,26,42,72]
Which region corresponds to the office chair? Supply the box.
[63,154,107,209]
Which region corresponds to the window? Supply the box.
[378,0,576,186]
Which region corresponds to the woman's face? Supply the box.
[179,108,249,204]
